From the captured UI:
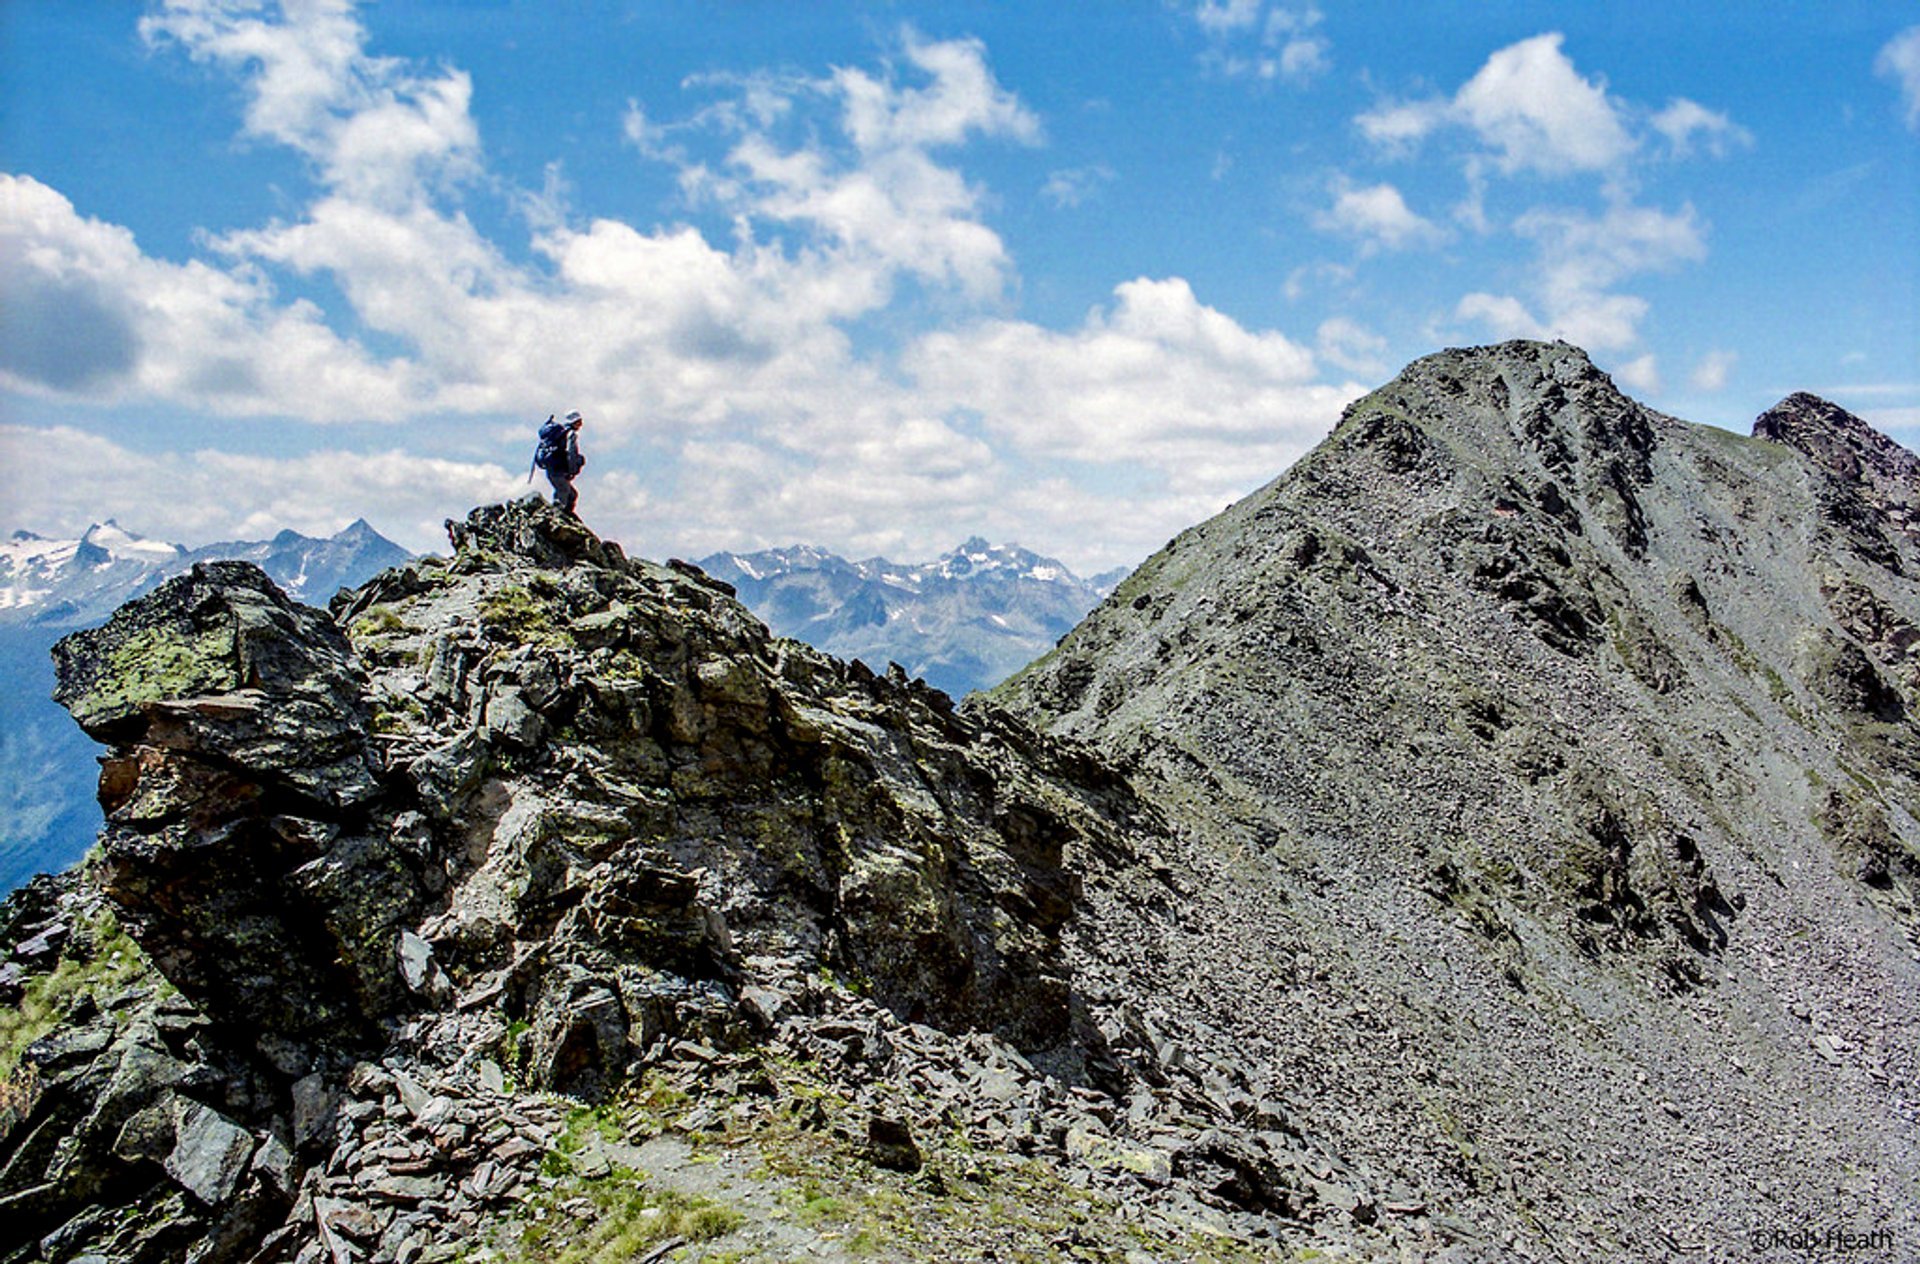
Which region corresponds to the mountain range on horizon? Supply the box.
[1,517,409,629]
[0,517,412,895]
[698,537,1129,700]
[0,518,1123,895]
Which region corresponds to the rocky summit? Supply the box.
[4,498,1318,1264]
[1001,340,1920,1258]
[2,339,1917,1263]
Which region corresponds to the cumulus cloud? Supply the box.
[839,33,1040,152]
[5,6,1378,573]
[7,8,1044,441]
[1315,316,1388,377]
[1195,0,1262,36]
[904,278,1363,553]
[1650,98,1753,159]
[0,174,418,418]
[1359,33,1635,175]
[141,0,479,208]
[1353,33,1735,361]
[1456,200,1705,351]
[1360,32,1752,181]
[1614,353,1661,394]
[1312,178,1447,253]
[1454,34,1635,174]
[0,424,525,552]
[1878,25,1920,130]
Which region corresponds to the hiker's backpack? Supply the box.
[530,416,569,477]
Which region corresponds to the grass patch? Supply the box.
[351,604,407,640]
[0,908,149,1080]
[479,584,572,649]
[513,1175,745,1264]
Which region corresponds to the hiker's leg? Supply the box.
[547,470,576,512]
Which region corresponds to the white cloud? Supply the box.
[6,14,1045,437]
[1454,292,1544,342]
[1195,0,1262,37]
[1353,34,1740,364]
[0,424,524,553]
[0,174,419,419]
[141,0,480,208]
[1278,42,1330,83]
[1877,25,1920,130]
[1358,34,1635,175]
[905,278,1362,543]
[1315,316,1388,377]
[1355,99,1448,150]
[1454,34,1634,174]
[1194,2,1330,84]
[4,6,1372,575]
[1312,179,1447,253]
[1519,200,1707,292]
[1689,349,1736,392]
[1456,201,1705,352]
[834,33,1041,154]
[1042,164,1116,208]
[1614,353,1661,394]
[1650,98,1753,159]
[1361,32,1755,181]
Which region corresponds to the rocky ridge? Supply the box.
[2,498,1414,1264]
[1001,340,1920,1260]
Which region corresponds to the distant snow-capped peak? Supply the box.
[80,520,188,563]
[0,518,409,626]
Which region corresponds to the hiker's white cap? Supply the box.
[564,410,583,422]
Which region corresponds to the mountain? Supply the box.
[699,538,1126,698]
[1,517,409,628]
[999,340,1920,1256]
[4,341,1919,1262]
[0,519,409,894]
[1,521,185,626]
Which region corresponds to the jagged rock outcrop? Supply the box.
[15,499,1394,1263]
[1001,340,1920,1260]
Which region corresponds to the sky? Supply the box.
[1,1,1916,573]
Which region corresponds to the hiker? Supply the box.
[530,411,587,514]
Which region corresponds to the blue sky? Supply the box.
[2,1,1916,571]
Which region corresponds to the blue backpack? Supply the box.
[529,416,569,479]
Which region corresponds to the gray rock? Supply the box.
[482,686,543,749]
[165,1101,256,1206]
[252,1133,297,1198]
[291,1073,339,1151]
[365,1172,446,1204]
[397,931,435,993]
[864,1114,922,1173]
